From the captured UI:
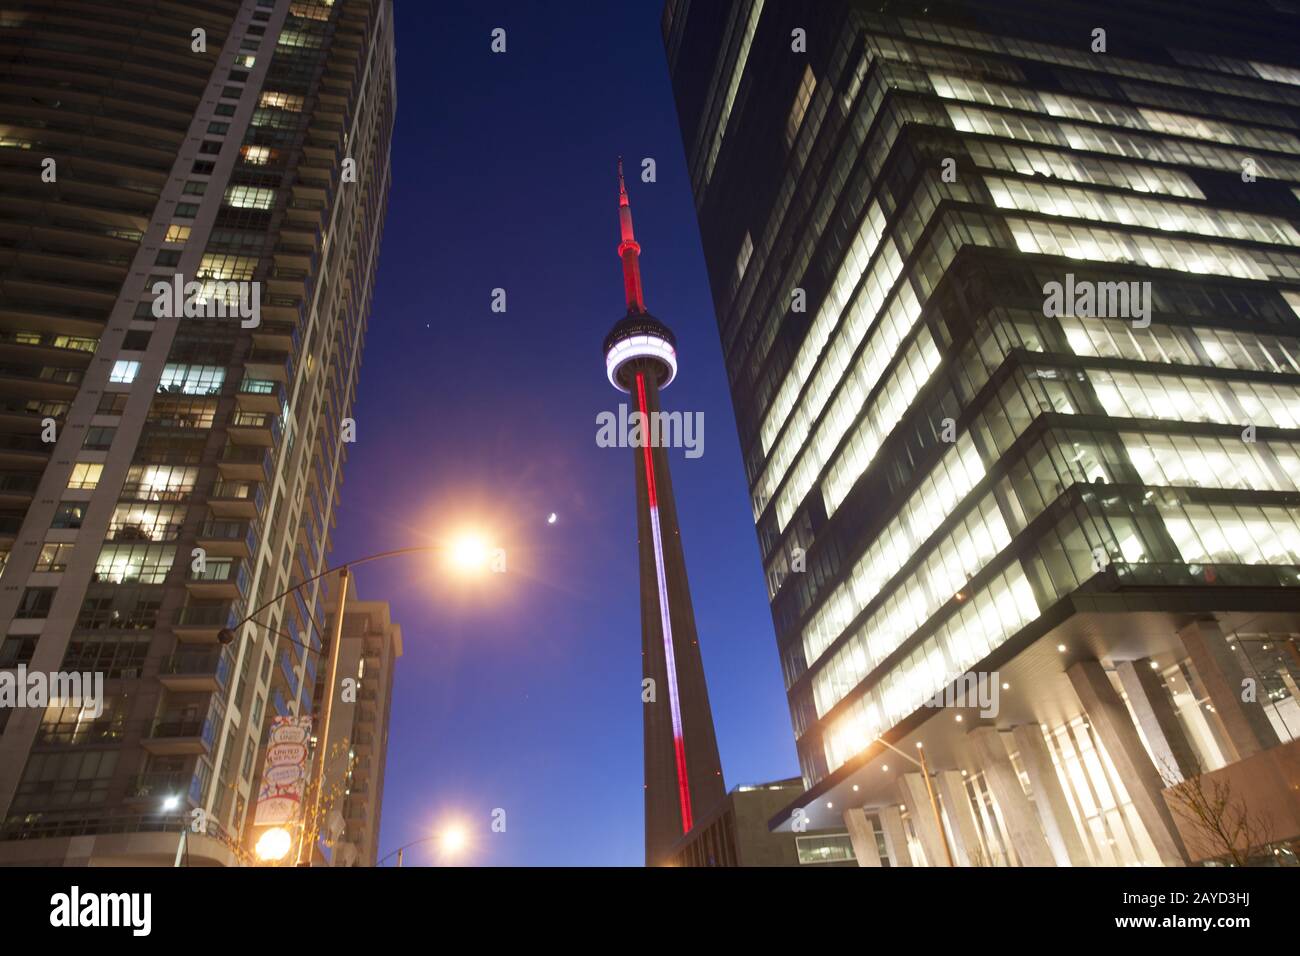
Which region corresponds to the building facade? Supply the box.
[311,580,400,867]
[664,0,1300,866]
[0,0,395,865]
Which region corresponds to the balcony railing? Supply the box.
[163,648,233,687]
[174,601,244,630]
[209,479,266,512]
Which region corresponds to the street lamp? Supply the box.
[223,541,499,866]
[873,736,956,867]
[255,826,293,863]
[378,823,472,867]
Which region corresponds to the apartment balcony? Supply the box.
[227,409,281,447]
[253,319,299,353]
[216,442,273,482]
[142,713,214,756]
[353,731,374,755]
[235,377,284,414]
[0,471,40,507]
[0,432,52,470]
[196,518,259,558]
[159,647,232,694]
[0,513,23,541]
[185,557,250,601]
[173,601,244,643]
[207,479,265,520]
[244,348,292,384]
[125,770,195,804]
[266,269,311,303]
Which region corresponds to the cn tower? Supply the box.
[603,160,725,866]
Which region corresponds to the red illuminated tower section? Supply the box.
[604,160,726,866]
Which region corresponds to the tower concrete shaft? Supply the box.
[603,162,725,866]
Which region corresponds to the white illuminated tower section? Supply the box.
[603,161,726,866]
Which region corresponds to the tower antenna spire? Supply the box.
[617,157,646,314]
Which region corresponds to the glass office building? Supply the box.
[664,0,1300,865]
[0,0,394,864]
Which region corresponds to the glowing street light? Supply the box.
[256,826,293,863]
[218,538,502,866]
[448,532,492,575]
[440,823,468,856]
[380,821,473,867]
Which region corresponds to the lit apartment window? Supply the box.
[159,364,225,395]
[197,254,257,281]
[259,91,304,111]
[224,186,275,210]
[34,543,75,573]
[164,224,191,243]
[110,360,140,384]
[237,55,256,68]
[94,544,175,585]
[67,463,103,490]
[241,145,272,166]
[786,64,816,148]
[735,231,753,285]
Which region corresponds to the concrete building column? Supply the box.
[899,773,951,866]
[1115,658,1200,782]
[842,808,881,867]
[877,804,912,867]
[1179,620,1280,760]
[1067,659,1188,866]
[933,770,985,866]
[967,726,1057,866]
[1010,723,1092,866]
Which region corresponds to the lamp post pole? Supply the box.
[294,566,349,866]
[227,543,493,866]
[874,736,956,867]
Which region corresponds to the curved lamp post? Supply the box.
[377,823,469,867]
[228,540,496,865]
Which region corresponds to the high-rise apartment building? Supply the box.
[0,0,395,865]
[665,0,1300,866]
[315,579,401,867]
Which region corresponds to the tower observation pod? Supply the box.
[602,159,725,866]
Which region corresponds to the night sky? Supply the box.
[329,0,795,865]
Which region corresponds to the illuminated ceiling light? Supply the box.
[955,715,963,722]
[1057,644,1067,652]
[1149,660,1159,669]
[852,785,860,792]
[1001,682,1010,690]
[162,795,180,812]
[826,802,833,809]
[881,765,889,772]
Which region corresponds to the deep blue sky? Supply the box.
[330,0,794,866]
